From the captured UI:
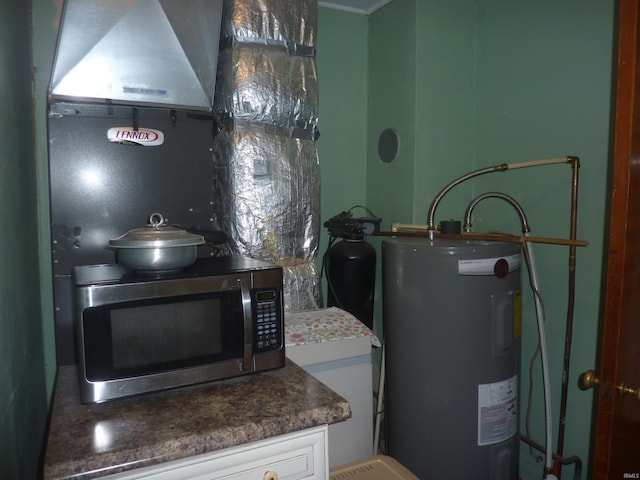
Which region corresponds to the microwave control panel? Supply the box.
[253,289,282,352]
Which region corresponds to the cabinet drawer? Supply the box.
[102,425,328,480]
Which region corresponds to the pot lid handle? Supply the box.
[148,212,166,229]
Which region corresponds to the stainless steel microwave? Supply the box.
[72,256,284,403]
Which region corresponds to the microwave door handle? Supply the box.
[239,278,254,372]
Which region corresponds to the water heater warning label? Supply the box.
[477,375,518,446]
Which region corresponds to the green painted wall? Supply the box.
[0,0,49,478]
[366,0,417,226]
[316,8,369,276]
[411,0,478,222]
[32,0,60,399]
[321,1,614,478]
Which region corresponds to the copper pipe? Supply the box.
[520,434,583,480]
[555,156,580,478]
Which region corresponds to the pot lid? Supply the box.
[109,213,205,248]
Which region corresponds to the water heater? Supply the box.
[383,237,522,480]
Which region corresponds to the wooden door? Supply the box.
[589,0,640,478]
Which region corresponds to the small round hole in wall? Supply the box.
[378,128,398,163]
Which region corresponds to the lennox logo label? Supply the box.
[107,127,164,147]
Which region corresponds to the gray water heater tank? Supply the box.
[382,237,522,480]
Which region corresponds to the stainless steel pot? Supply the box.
[108,213,205,272]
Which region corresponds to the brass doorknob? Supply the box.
[580,370,600,389]
[579,369,640,402]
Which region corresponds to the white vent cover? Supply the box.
[329,455,419,480]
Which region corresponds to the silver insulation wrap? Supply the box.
[212,124,320,263]
[221,0,317,52]
[214,0,321,311]
[283,262,322,312]
[214,45,318,130]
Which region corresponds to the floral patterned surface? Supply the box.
[285,307,381,347]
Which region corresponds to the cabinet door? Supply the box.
[102,425,328,480]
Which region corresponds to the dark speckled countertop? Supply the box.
[43,359,351,480]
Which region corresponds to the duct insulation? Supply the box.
[211,121,321,310]
[211,122,319,261]
[213,0,320,311]
[221,0,316,53]
[214,44,318,130]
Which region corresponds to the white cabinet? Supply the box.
[101,425,328,480]
[285,308,377,468]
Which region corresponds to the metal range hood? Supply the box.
[49,0,223,111]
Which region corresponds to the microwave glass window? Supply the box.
[110,298,222,370]
[82,291,245,381]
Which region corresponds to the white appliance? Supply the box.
[285,307,378,467]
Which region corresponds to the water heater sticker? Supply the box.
[477,374,518,446]
[107,127,165,147]
[458,254,521,276]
